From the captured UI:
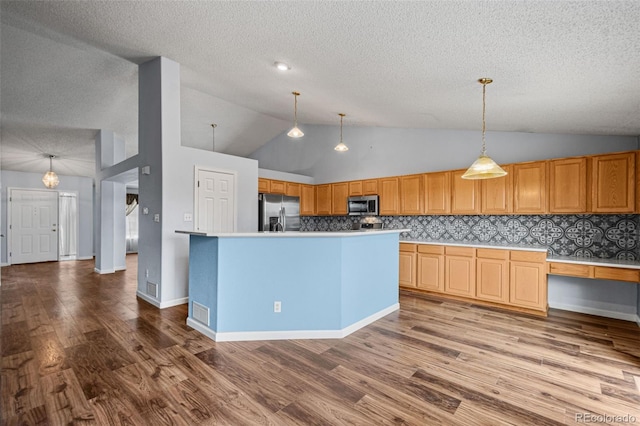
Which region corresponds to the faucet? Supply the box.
[273,221,284,232]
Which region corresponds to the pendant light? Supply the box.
[461,78,507,180]
[211,123,217,151]
[334,113,349,152]
[287,91,304,138]
[42,154,60,189]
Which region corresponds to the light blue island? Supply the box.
[178,230,405,342]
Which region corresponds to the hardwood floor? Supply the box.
[2,255,640,425]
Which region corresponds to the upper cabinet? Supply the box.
[379,177,400,215]
[451,169,480,214]
[315,184,332,215]
[549,158,586,213]
[285,182,301,197]
[349,181,363,196]
[300,184,315,216]
[590,152,635,213]
[258,178,270,193]
[331,182,349,215]
[424,171,451,214]
[513,161,547,214]
[269,180,286,194]
[363,179,379,195]
[400,175,423,215]
[481,164,513,214]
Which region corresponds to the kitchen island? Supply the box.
[177,230,406,341]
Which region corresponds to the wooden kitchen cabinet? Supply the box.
[258,178,270,193]
[399,243,418,288]
[285,182,301,197]
[424,171,451,214]
[417,245,444,292]
[451,169,480,214]
[315,184,332,215]
[590,151,635,213]
[513,161,548,214]
[363,179,378,195]
[400,174,423,215]
[379,177,400,215]
[331,182,349,215]
[269,180,286,194]
[481,164,513,214]
[549,157,586,213]
[349,180,363,196]
[300,184,316,216]
[444,246,475,298]
[509,251,547,311]
[476,249,509,304]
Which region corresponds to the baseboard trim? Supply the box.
[186,303,400,342]
[94,267,115,274]
[114,265,126,272]
[550,301,638,323]
[135,291,188,309]
[77,256,93,261]
[0,262,9,267]
[636,315,640,328]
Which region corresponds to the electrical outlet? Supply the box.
[154,214,160,223]
[274,301,281,313]
[145,269,149,278]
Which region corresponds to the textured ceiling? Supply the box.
[1,1,639,178]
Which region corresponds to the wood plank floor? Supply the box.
[2,255,639,425]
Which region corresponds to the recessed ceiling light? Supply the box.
[274,61,291,71]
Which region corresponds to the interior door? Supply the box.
[196,169,236,232]
[10,189,59,264]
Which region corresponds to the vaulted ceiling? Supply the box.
[2,1,639,178]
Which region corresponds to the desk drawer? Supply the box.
[594,267,640,283]
[548,263,593,278]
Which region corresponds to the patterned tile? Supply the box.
[301,214,640,260]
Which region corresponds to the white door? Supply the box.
[196,169,236,232]
[9,189,59,264]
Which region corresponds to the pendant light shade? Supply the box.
[334,113,349,152]
[461,78,507,180]
[287,91,304,138]
[42,154,59,189]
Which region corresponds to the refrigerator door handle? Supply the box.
[282,206,286,230]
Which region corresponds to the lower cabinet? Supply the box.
[401,244,548,314]
[399,243,417,287]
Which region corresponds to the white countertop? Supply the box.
[176,229,410,238]
[547,255,640,270]
[400,239,548,252]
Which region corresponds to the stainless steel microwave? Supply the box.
[347,195,379,216]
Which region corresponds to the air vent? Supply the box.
[146,281,158,298]
[192,301,210,326]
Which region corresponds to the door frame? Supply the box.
[58,191,80,260]
[193,166,238,233]
[7,187,60,266]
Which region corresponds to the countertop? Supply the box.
[400,239,548,252]
[547,255,640,270]
[176,229,411,238]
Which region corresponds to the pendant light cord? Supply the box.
[293,93,298,126]
[340,114,343,142]
[481,82,487,156]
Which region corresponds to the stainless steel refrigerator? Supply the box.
[258,194,300,232]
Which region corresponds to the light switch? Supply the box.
[142,207,149,215]
[184,213,193,222]
[154,214,160,223]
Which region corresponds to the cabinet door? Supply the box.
[549,158,586,213]
[509,261,547,311]
[270,180,286,194]
[349,181,363,196]
[331,182,349,215]
[258,178,270,193]
[315,184,332,215]
[363,179,379,195]
[513,161,547,214]
[481,164,513,214]
[424,172,451,214]
[445,255,475,298]
[451,169,480,214]
[591,152,635,213]
[400,175,423,215]
[300,184,316,216]
[399,252,417,287]
[285,182,301,197]
[417,253,444,292]
[476,249,509,303]
[379,177,400,215]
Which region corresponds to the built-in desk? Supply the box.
[547,256,640,283]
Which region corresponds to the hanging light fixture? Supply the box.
[42,154,60,189]
[461,78,507,180]
[211,123,217,151]
[334,113,349,152]
[287,91,304,138]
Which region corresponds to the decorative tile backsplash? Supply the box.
[301,215,640,260]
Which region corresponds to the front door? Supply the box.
[9,189,59,264]
[196,169,236,233]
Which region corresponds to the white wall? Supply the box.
[258,168,314,184]
[251,124,639,183]
[1,170,94,265]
